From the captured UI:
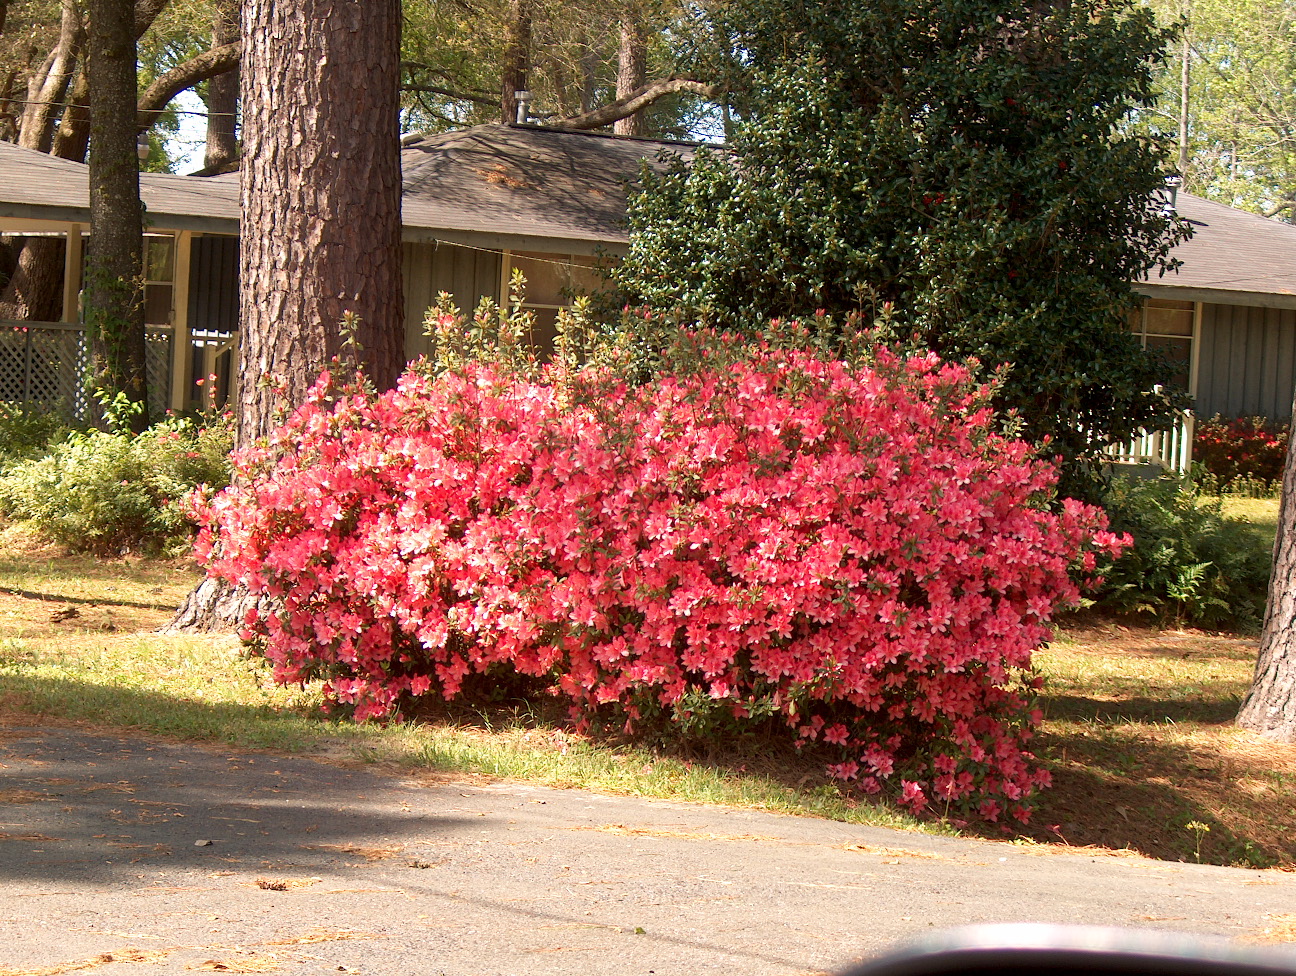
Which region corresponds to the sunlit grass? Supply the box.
[0,561,927,834]
[5,539,1295,867]
[1216,495,1279,554]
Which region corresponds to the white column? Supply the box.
[60,224,83,323]
[169,231,194,412]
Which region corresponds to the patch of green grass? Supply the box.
[0,558,929,834]
[1216,495,1279,553]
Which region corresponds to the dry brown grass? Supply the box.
[1008,623,1296,869]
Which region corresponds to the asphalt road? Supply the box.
[2,725,1295,976]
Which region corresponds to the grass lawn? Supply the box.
[2,531,1294,870]
[1218,495,1281,555]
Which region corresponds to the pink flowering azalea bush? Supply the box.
[195,347,1124,822]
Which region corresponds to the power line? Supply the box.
[0,95,238,119]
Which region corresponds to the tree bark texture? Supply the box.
[164,577,274,634]
[0,237,66,322]
[238,0,404,448]
[1237,410,1296,740]
[613,17,647,137]
[203,0,239,173]
[499,0,532,123]
[86,0,149,431]
[18,0,81,152]
[53,62,91,161]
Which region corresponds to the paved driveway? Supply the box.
[2,726,1294,975]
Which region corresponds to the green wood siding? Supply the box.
[1196,302,1296,420]
[402,242,502,360]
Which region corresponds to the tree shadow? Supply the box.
[0,583,177,612]
[1041,692,1243,726]
[0,678,477,885]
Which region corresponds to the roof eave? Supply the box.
[400,224,628,256]
[1136,282,1296,311]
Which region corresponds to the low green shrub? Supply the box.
[0,412,233,555]
[1093,476,1271,629]
[0,403,70,467]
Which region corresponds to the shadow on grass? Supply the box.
[1041,692,1244,725]
[1013,725,1290,869]
[0,583,179,612]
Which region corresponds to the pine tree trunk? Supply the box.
[614,17,647,137]
[202,0,239,173]
[1237,410,1296,740]
[236,0,404,447]
[169,0,403,631]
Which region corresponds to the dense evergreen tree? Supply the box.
[615,0,1193,477]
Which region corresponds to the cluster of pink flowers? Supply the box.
[194,348,1124,822]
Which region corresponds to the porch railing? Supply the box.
[1,320,172,423]
[1102,409,1195,475]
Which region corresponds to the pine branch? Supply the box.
[136,40,240,128]
[553,77,719,131]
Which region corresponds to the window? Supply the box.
[1130,297,1195,393]
[501,252,604,354]
[143,234,175,326]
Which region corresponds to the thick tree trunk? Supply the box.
[203,0,239,173]
[237,0,403,447]
[168,0,403,633]
[85,0,149,431]
[1237,411,1296,740]
[613,17,647,137]
[0,237,66,322]
[18,0,81,152]
[500,0,532,124]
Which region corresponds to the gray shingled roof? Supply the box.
[399,124,693,252]
[0,124,691,251]
[1139,192,1296,309]
[0,138,240,231]
[2,127,1294,305]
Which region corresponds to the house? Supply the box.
[0,124,693,417]
[2,122,1296,467]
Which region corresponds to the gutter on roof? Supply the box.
[1136,282,1296,311]
[0,203,237,237]
[144,213,239,234]
[401,225,628,257]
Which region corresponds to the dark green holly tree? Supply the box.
[615,0,1192,481]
